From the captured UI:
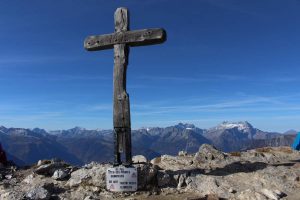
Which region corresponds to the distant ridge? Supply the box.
[0,122,296,165]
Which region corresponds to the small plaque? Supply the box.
[106,166,138,192]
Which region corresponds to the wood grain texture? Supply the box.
[84,7,166,165]
[84,28,166,51]
[113,44,131,129]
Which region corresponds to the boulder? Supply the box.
[193,144,226,164]
[132,155,147,163]
[35,160,67,176]
[67,163,108,188]
[26,186,50,200]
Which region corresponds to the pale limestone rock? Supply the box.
[260,188,281,200]
[150,157,161,165]
[67,163,108,188]
[177,174,186,188]
[132,155,147,163]
[193,144,226,164]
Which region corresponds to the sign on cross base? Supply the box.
[106,166,137,192]
[84,7,166,192]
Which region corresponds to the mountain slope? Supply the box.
[0,122,296,165]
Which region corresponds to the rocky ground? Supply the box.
[0,144,299,200]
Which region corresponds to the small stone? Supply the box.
[177,174,186,188]
[273,189,285,198]
[37,160,51,166]
[52,169,68,180]
[5,174,12,180]
[228,187,236,193]
[260,188,280,200]
[26,186,50,200]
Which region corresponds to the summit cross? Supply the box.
[84,7,166,166]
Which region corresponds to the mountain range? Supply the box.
[0,122,297,166]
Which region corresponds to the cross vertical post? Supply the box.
[113,8,131,166]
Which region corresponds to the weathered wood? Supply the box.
[114,7,129,32]
[113,44,131,128]
[113,8,132,164]
[84,7,166,166]
[84,28,166,51]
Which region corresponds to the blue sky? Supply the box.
[0,0,299,132]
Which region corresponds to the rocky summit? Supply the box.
[0,144,299,200]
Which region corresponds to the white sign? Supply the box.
[106,166,138,192]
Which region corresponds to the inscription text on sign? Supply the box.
[106,166,137,192]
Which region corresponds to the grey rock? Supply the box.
[52,169,68,180]
[35,162,65,176]
[67,163,107,188]
[26,186,50,200]
[193,144,226,164]
[177,174,186,188]
[260,188,282,200]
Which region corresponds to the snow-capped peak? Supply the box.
[216,121,253,131]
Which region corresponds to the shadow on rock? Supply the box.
[206,161,268,176]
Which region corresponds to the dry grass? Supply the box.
[256,146,293,154]
[229,152,241,157]
[277,146,293,154]
[255,147,273,153]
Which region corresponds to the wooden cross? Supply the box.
[84,7,166,166]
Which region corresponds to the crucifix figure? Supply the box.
[84,7,166,166]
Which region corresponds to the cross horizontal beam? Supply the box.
[84,28,166,51]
